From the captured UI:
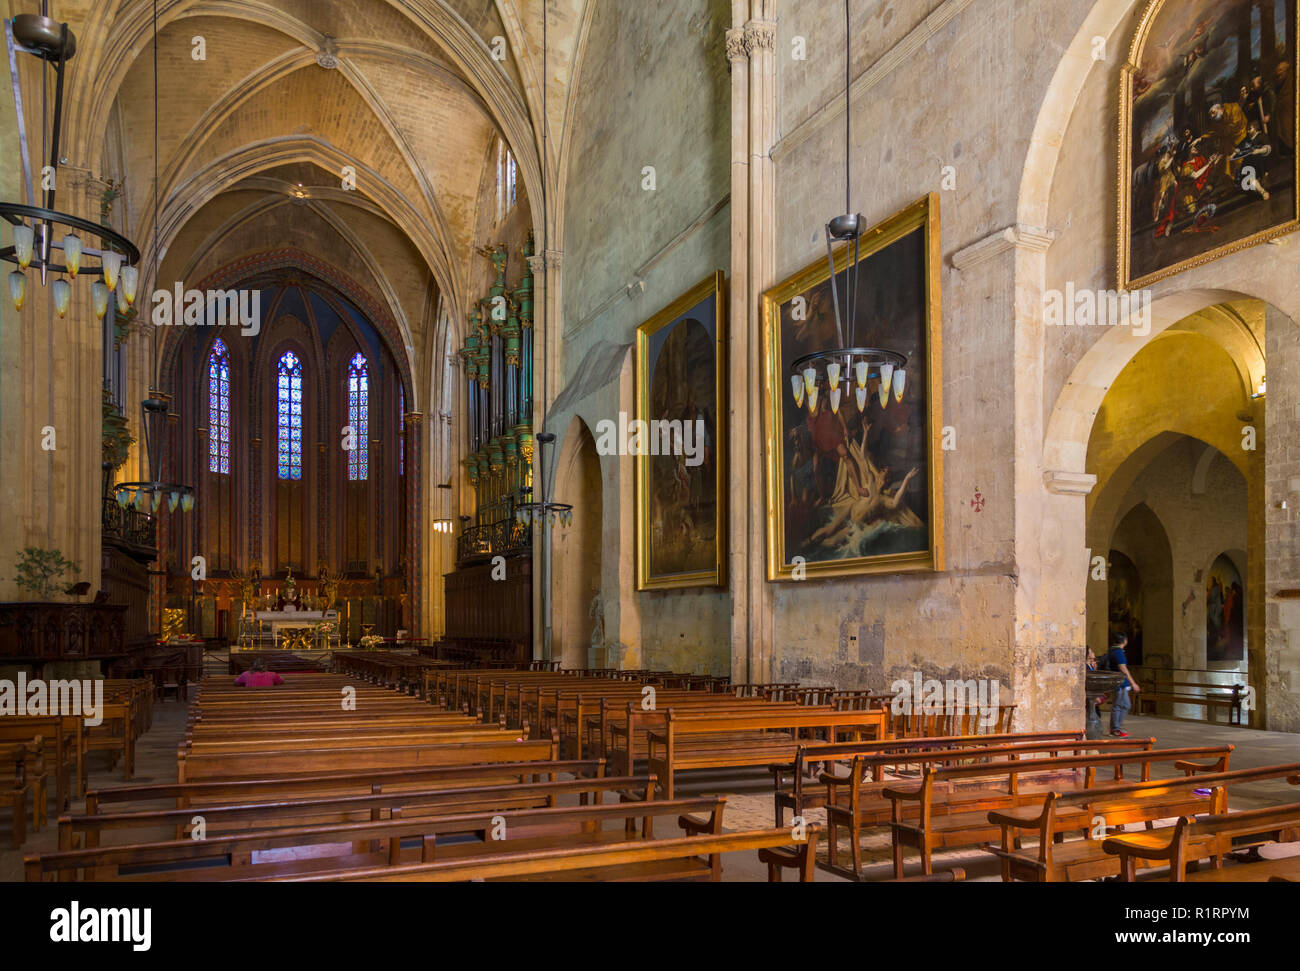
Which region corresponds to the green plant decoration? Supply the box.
[13,547,81,600]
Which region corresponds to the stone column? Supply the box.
[404,412,424,638]
[530,250,562,662]
[727,3,777,684]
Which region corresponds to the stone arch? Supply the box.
[1108,501,1173,669]
[552,414,603,670]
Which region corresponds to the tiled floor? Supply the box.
[2,705,1296,882]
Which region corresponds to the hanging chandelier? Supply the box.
[790,0,907,418]
[112,1,196,517]
[2,12,141,316]
[112,394,196,514]
[514,433,573,528]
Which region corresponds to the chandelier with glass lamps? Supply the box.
[789,0,908,419]
[514,433,573,529]
[2,11,141,317]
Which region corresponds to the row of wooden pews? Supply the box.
[424,666,893,797]
[766,727,1300,881]
[0,676,154,846]
[27,670,821,881]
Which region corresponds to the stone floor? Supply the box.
[2,706,1296,882]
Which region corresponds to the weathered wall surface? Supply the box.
[1043,1,1300,729]
[556,0,733,676]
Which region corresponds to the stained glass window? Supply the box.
[208,338,231,474]
[348,352,369,481]
[399,387,405,476]
[277,351,303,480]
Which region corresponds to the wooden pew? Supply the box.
[812,736,1158,872]
[265,826,824,883]
[1,738,43,847]
[776,732,1138,826]
[1103,789,1300,882]
[60,772,656,849]
[635,705,888,797]
[881,745,1234,878]
[986,764,1300,881]
[0,715,84,807]
[85,701,137,778]
[176,730,562,783]
[86,757,601,816]
[26,795,733,882]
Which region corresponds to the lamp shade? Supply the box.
[101,250,122,291]
[8,270,26,311]
[91,281,110,320]
[12,225,34,269]
[790,374,804,408]
[62,234,82,278]
[116,281,130,314]
[115,490,130,509]
[52,278,71,317]
[120,265,139,305]
[893,368,906,402]
[180,493,195,513]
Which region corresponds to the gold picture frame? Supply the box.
[1118,0,1300,289]
[761,194,943,581]
[635,271,727,590]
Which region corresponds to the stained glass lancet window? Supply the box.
[348,353,369,481]
[277,351,304,480]
[208,338,231,474]
[399,387,405,476]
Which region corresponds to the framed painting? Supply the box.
[761,195,943,581]
[1206,553,1245,663]
[635,271,727,590]
[1119,0,1300,288]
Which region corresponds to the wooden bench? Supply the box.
[263,826,824,883]
[887,704,1018,738]
[1103,788,1300,882]
[60,772,658,849]
[0,714,84,807]
[26,795,735,882]
[776,733,1145,826]
[881,745,1234,878]
[635,705,888,797]
[85,701,137,779]
[86,757,600,816]
[1,738,43,847]
[1136,686,1244,725]
[177,730,561,784]
[985,763,1300,881]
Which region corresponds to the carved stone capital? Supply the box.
[744,20,776,56]
[726,28,748,63]
[526,255,545,276]
[404,411,424,426]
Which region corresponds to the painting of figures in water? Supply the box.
[1121,0,1299,287]
[761,196,943,580]
[635,272,726,590]
[1206,553,1246,662]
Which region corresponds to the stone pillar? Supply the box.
[727,2,777,684]
[404,412,424,638]
[530,250,563,663]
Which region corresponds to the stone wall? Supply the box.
[556,0,733,676]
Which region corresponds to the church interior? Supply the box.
[2,0,1300,901]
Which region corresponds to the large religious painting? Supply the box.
[761,195,943,580]
[1120,0,1300,288]
[635,271,727,590]
[1206,553,1246,662]
[1108,550,1145,666]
